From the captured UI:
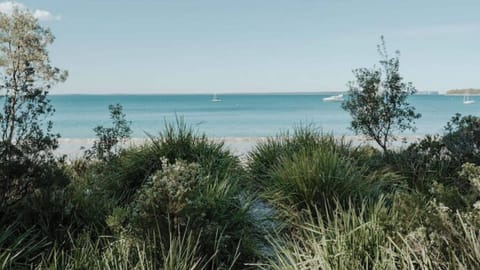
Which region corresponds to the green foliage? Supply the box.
[387,114,480,209]
[248,125,402,216]
[37,227,221,270]
[443,113,480,166]
[154,117,242,179]
[0,8,67,208]
[64,119,259,268]
[0,225,50,269]
[394,201,480,269]
[261,194,480,270]
[460,163,480,196]
[259,200,395,270]
[1,118,480,268]
[85,103,132,161]
[268,146,366,209]
[107,158,259,268]
[107,159,202,234]
[342,36,420,153]
[248,125,353,189]
[12,162,74,240]
[79,117,241,208]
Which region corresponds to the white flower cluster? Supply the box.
[140,157,201,215]
[459,163,480,210]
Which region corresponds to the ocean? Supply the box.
[50,94,479,139]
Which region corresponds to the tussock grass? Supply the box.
[37,226,221,270]
[258,200,396,270]
[0,225,49,269]
[248,125,403,217]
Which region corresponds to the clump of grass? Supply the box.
[248,125,351,188]
[267,146,366,211]
[248,125,402,216]
[0,225,50,269]
[153,117,242,179]
[261,190,480,270]
[259,199,396,270]
[37,225,221,270]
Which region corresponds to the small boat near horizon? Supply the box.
[323,94,344,102]
[463,95,475,105]
[211,94,222,102]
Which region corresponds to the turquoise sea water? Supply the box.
[50,94,480,138]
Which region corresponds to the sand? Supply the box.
[56,135,426,160]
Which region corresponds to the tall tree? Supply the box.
[342,37,420,153]
[0,8,67,207]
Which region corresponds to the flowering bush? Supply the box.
[106,157,259,268]
[107,158,201,233]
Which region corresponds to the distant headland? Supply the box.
[446,88,480,95]
[415,91,439,95]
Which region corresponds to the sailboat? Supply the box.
[463,95,475,105]
[211,93,222,102]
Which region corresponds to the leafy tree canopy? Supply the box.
[0,7,67,207]
[342,36,420,153]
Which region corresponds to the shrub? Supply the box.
[388,114,480,208]
[393,201,480,269]
[13,162,74,239]
[443,113,480,166]
[82,117,241,207]
[85,103,132,161]
[107,158,202,234]
[107,158,260,269]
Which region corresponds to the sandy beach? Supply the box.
[56,135,426,159]
[56,137,268,159]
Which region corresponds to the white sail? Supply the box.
[211,94,222,102]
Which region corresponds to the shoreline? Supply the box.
[57,135,426,159]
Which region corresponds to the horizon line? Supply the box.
[49,90,444,96]
[49,90,345,96]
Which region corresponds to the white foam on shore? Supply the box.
[57,135,425,160]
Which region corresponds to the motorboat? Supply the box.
[463,95,475,105]
[323,94,344,102]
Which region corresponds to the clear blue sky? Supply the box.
[8,0,480,94]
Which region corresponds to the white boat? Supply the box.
[463,95,475,105]
[211,94,222,102]
[323,94,344,102]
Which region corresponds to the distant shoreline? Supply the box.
[445,89,480,96]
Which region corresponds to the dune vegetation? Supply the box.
[1,6,480,270]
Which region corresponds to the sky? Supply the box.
[1,0,479,94]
